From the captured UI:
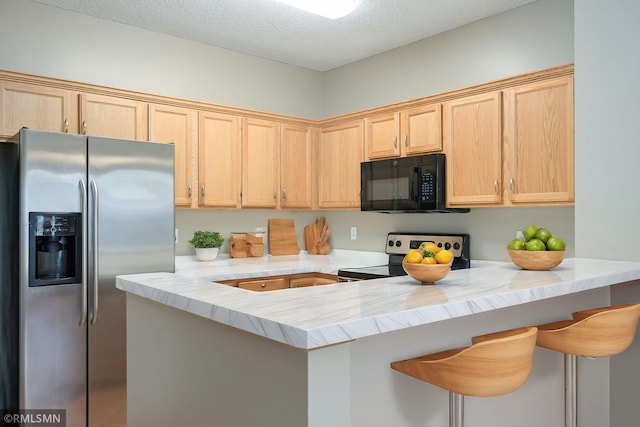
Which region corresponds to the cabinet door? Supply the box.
[443,92,502,206]
[280,123,314,209]
[80,93,148,141]
[365,112,400,159]
[149,104,197,207]
[503,76,574,205]
[318,120,364,209]
[199,111,241,208]
[242,118,279,208]
[401,103,442,155]
[0,81,77,137]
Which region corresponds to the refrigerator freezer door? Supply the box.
[18,129,88,426]
[87,137,175,426]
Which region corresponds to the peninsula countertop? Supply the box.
[115,251,640,350]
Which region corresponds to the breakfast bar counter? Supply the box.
[116,252,640,350]
[116,252,640,427]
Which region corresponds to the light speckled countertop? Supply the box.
[116,250,640,349]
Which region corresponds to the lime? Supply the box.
[525,238,546,251]
[507,239,525,250]
[534,228,553,244]
[523,224,538,241]
[546,236,566,251]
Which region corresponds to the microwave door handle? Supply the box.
[412,167,421,204]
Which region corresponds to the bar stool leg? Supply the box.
[449,391,463,427]
[565,354,577,427]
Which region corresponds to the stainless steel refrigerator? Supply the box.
[1,128,175,426]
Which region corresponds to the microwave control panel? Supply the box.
[420,172,435,202]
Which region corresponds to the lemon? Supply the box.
[419,242,440,254]
[404,249,423,264]
[421,257,437,264]
[435,249,453,264]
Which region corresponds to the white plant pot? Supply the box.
[195,247,219,261]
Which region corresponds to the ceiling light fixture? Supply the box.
[274,0,360,19]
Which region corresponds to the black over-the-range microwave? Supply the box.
[360,153,469,213]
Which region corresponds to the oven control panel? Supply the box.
[385,233,468,258]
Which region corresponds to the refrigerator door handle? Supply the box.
[79,179,88,326]
[90,180,99,325]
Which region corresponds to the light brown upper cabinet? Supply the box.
[198,111,242,208]
[80,93,148,141]
[241,117,279,208]
[502,76,574,205]
[318,120,364,209]
[365,104,442,160]
[443,92,503,206]
[0,81,78,137]
[149,104,197,207]
[280,123,314,209]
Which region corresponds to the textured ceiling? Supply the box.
[31,0,537,71]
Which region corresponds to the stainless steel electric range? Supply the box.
[337,232,470,281]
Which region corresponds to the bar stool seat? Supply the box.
[536,303,640,427]
[537,303,640,357]
[391,326,537,426]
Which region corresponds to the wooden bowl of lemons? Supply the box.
[402,260,452,284]
[508,250,565,271]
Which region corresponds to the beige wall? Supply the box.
[574,2,640,426]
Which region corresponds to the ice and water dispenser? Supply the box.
[28,213,82,286]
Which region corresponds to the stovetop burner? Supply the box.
[338,232,470,281]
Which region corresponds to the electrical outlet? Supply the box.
[350,226,357,240]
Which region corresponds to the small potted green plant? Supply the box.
[189,231,224,261]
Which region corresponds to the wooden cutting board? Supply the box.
[268,218,300,255]
[304,224,318,255]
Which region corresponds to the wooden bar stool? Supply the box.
[391,326,538,427]
[536,303,640,427]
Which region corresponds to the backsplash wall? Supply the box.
[176,206,575,262]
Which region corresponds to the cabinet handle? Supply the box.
[404,135,408,147]
[82,121,87,135]
[494,180,498,195]
[273,190,277,200]
[393,136,398,149]
[201,185,205,197]
[509,178,515,194]
[64,119,69,133]
[188,185,192,197]
[282,188,287,201]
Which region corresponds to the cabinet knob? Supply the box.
[261,283,267,289]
